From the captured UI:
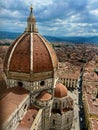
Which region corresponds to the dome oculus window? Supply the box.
[40,81,45,86]
[18,82,23,87]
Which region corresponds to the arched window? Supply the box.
[67,118,69,123]
[55,102,57,108]
[53,119,55,126]
[24,104,27,110]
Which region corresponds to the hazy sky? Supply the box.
[0,0,98,36]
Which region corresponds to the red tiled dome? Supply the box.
[4,33,58,80]
[3,7,58,81]
[37,91,52,101]
[54,83,68,98]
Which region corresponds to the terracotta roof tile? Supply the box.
[16,106,38,130]
[9,34,30,73]
[54,83,68,98]
[33,34,53,73]
[89,119,98,130]
[4,34,23,72]
[83,86,98,116]
[4,33,58,79]
[0,87,29,126]
[37,91,52,101]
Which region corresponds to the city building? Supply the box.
[83,60,98,86]
[0,6,74,130]
[82,60,98,130]
[58,62,80,90]
[94,56,98,75]
[82,85,98,130]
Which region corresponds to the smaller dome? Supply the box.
[37,92,52,101]
[54,83,68,98]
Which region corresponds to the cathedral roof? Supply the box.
[0,87,29,126]
[16,106,38,130]
[4,6,58,81]
[54,83,68,98]
[37,91,52,101]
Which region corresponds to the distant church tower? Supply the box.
[4,5,58,130]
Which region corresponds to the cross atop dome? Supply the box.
[25,5,38,32]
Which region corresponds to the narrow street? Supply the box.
[78,72,87,130]
[68,89,80,130]
[69,70,87,130]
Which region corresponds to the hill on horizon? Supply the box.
[0,31,98,44]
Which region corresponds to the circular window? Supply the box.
[40,81,45,86]
[18,82,23,87]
